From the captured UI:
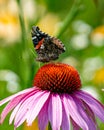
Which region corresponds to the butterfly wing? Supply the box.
[31,26,66,62]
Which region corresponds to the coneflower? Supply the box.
[0,63,104,130]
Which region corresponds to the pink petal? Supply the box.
[72,95,96,130]
[82,101,99,129]
[0,88,38,124]
[75,90,104,122]
[10,89,38,125]
[15,109,28,128]
[38,100,49,130]
[14,97,34,127]
[0,88,35,106]
[9,103,21,124]
[71,119,80,130]
[14,90,43,127]
[26,91,50,126]
[63,94,89,130]
[0,94,25,124]
[61,95,70,130]
[14,127,16,130]
[48,94,62,130]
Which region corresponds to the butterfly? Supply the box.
[31,26,66,62]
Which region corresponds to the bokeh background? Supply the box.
[0,0,104,129]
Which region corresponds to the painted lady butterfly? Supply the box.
[31,26,65,62]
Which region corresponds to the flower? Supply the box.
[91,25,104,47]
[93,67,104,85]
[0,1,20,43]
[0,63,104,130]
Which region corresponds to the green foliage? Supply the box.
[0,0,104,129]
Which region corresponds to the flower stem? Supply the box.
[16,0,30,89]
[16,0,26,49]
[48,122,52,130]
[56,0,83,38]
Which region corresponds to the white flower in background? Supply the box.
[91,26,104,47]
[21,0,36,20]
[71,20,92,50]
[82,57,103,82]
[0,70,20,93]
[0,0,20,43]
[72,20,92,34]
[70,34,89,50]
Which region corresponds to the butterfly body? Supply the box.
[31,26,65,62]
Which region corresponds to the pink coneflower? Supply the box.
[0,63,104,130]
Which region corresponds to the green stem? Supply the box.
[56,0,83,38]
[48,122,52,130]
[16,0,26,49]
[16,0,29,89]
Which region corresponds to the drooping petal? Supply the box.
[14,89,44,127]
[9,103,21,124]
[82,101,99,129]
[26,91,50,126]
[0,88,35,106]
[61,95,70,130]
[14,127,16,130]
[9,89,39,125]
[0,94,25,124]
[72,95,96,130]
[15,109,28,128]
[13,90,40,127]
[14,96,35,127]
[38,99,49,130]
[75,90,104,122]
[48,94,62,130]
[71,118,80,130]
[63,94,89,130]
[0,88,38,124]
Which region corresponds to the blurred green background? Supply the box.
[0,0,104,129]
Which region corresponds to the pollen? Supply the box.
[34,63,81,94]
